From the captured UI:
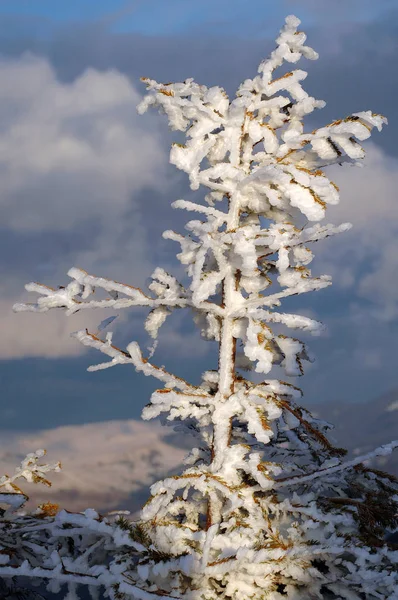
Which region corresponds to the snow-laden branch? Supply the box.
[13,266,224,318]
[275,441,398,488]
[72,329,201,393]
[172,199,228,222]
[0,449,60,493]
[235,276,332,313]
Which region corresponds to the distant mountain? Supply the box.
[0,420,187,516]
[163,389,398,476]
[307,388,398,476]
[1,390,396,516]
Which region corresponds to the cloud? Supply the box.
[0,12,397,409]
[317,143,398,320]
[0,53,173,358]
[0,55,219,362]
[292,143,398,402]
[0,54,166,232]
[0,300,102,359]
[0,7,396,155]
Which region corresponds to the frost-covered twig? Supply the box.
[275,441,398,488]
[0,449,60,491]
[72,328,201,393]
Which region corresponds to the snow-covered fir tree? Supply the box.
[2,14,398,600]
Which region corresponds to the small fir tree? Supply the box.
[2,15,398,600]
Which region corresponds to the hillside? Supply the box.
[0,419,186,515]
[307,389,398,477]
[1,390,397,516]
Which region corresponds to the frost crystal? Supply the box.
[5,15,397,600]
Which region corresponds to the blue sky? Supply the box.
[0,0,397,432]
[0,0,275,34]
[0,0,394,35]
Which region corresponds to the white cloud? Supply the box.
[0,49,210,361]
[0,298,118,359]
[0,54,166,232]
[325,144,398,229]
[301,143,398,379]
[317,143,398,321]
[0,54,172,358]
